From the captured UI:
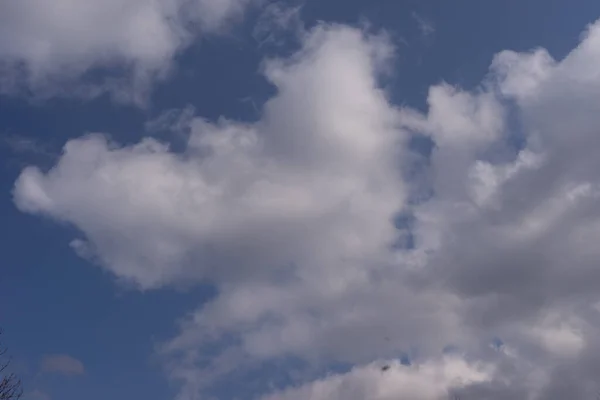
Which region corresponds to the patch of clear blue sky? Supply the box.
[1,1,599,399]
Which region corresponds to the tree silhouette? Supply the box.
[0,331,22,400]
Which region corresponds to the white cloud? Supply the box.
[0,0,251,103]
[13,16,600,400]
[40,354,85,376]
[262,357,493,400]
[14,24,404,292]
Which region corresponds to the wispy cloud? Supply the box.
[252,2,305,48]
[27,389,51,400]
[412,12,435,38]
[40,354,85,377]
[0,134,56,159]
[145,106,196,137]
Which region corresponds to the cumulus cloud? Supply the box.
[13,16,600,400]
[13,24,404,292]
[40,354,85,376]
[0,0,252,103]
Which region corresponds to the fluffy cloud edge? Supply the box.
[0,0,254,104]
[12,15,600,400]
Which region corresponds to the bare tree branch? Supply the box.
[0,330,22,400]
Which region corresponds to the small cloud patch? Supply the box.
[40,354,85,376]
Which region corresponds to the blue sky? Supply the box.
[2,1,600,400]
